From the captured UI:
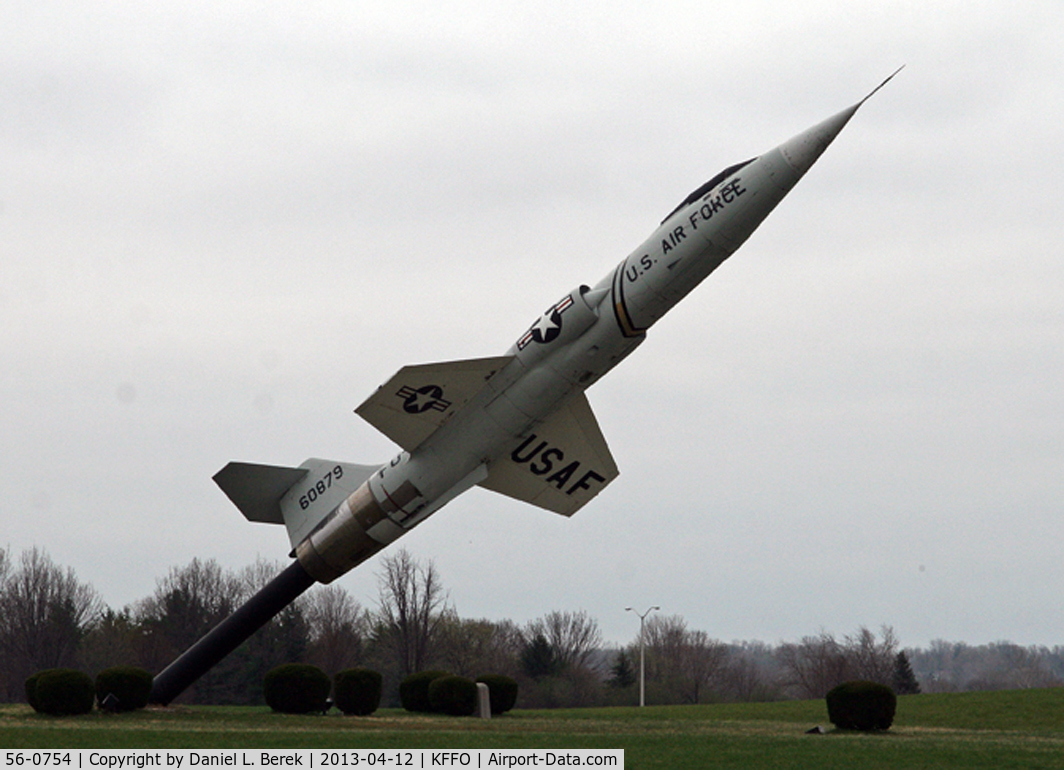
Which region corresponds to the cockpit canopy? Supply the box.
[661,158,756,224]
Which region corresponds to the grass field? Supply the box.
[4,689,1064,768]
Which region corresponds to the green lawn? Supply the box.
[3,689,1064,769]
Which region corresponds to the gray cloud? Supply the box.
[2,0,1063,648]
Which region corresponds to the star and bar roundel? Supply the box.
[517,293,574,351]
[397,384,452,414]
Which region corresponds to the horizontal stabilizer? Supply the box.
[479,392,618,516]
[214,459,378,549]
[214,462,308,524]
[356,356,513,451]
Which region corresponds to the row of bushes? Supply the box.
[263,665,381,715]
[399,671,517,716]
[24,664,388,717]
[27,663,518,719]
[264,665,518,717]
[27,665,887,727]
[26,667,153,716]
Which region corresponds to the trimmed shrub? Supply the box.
[25,670,47,712]
[333,669,382,716]
[399,671,450,713]
[476,674,518,714]
[95,666,153,712]
[32,669,95,716]
[263,664,331,714]
[427,675,478,717]
[826,680,897,731]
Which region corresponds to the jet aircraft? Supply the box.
[149,70,900,704]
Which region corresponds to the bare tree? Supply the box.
[374,549,451,675]
[776,630,852,699]
[954,642,1063,691]
[720,641,783,702]
[134,556,312,704]
[78,608,140,677]
[775,626,900,699]
[437,617,522,679]
[0,548,10,701]
[844,626,898,686]
[133,557,245,682]
[912,639,968,692]
[635,615,727,703]
[723,654,769,702]
[641,614,689,684]
[683,629,728,703]
[304,584,367,675]
[235,556,313,670]
[237,556,288,599]
[525,610,603,672]
[994,643,1059,689]
[0,547,103,700]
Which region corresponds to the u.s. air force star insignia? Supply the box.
[517,294,575,350]
[397,384,451,414]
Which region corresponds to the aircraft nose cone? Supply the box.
[777,102,860,177]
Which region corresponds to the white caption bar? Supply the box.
[2,751,623,770]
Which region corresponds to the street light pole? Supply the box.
[625,605,659,707]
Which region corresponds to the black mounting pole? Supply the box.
[149,559,317,705]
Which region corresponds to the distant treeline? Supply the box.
[1,545,1060,707]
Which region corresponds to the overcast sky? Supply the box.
[3,0,1063,651]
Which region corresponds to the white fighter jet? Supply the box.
[151,70,900,704]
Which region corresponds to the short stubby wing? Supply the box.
[479,392,619,516]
